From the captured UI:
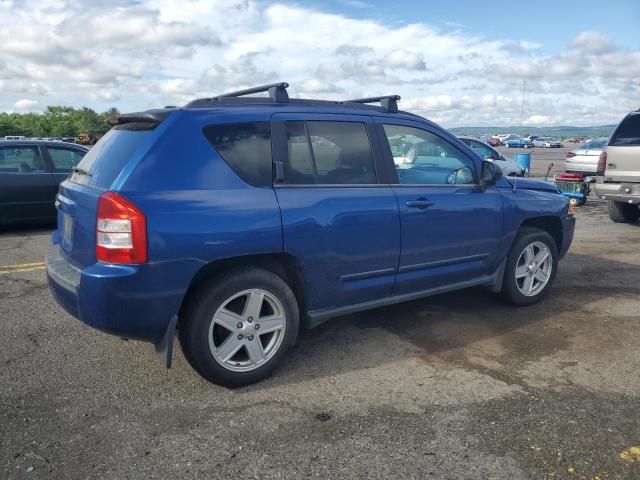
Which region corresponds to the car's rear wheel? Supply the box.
[608,200,640,223]
[501,228,558,306]
[179,268,299,387]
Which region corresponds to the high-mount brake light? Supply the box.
[96,192,147,264]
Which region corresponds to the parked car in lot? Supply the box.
[46,83,575,387]
[564,138,607,175]
[594,109,640,223]
[0,140,88,225]
[505,138,533,148]
[533,137,563,148]
[458,137,525,176]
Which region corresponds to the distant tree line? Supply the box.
[0,106,120,138]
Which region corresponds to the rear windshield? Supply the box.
[610,114,640,146]
[581,139,606,149]
[70,125,154,188]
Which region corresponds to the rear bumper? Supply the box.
[594,180,640,204]
[46,244,189,344]
[560,215,575,259]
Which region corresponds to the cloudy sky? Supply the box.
[1,0,639,127]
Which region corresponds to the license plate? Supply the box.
[63,213,73,246]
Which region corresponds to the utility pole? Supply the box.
[519,80,527,127]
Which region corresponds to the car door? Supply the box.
[0,144,55,224]
[376,119,503,294]
[271,114,400,314]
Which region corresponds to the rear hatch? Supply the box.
[604,112,640,183]
[55,113,169,268]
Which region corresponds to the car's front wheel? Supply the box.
[608,200,640,223]
[179,268,299,387]
[501,228,558,306]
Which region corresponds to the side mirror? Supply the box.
[481,160,503,187]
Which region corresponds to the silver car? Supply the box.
[565,138,607,174]
[458,137,525,176]
[533,137,563,148]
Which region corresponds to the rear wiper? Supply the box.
[71,167,93,177]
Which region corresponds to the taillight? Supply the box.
[96,192,147,264]
[565,152,576,158]
[597,151,607,175]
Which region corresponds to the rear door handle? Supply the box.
[405,199,434,209]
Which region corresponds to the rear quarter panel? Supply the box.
[116,110,283,315]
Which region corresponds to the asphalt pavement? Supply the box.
[1,156,639,479]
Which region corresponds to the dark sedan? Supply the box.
[0,140,89,225]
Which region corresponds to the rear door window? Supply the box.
[71,126,154,188]
[610,114,640,146]
[0,146,45,173]
[283,121,377,185]
[203,122,272,187]
[47,147,86,172]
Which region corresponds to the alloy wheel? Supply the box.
[208,289,286,372]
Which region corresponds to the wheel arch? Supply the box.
[178,253,308,327]
[519,216,563,252]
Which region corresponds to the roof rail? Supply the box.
[216,82,290,102]
[346,95,401,113]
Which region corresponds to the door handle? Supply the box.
[405,199,434,209]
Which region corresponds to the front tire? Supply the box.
[608,200,640,223]
[179,268,300,387]
[501,228,558,306]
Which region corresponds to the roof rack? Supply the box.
[346,95,401,113]
[185,82,290,108]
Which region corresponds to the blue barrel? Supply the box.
[513,153,531,175]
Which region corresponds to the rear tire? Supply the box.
[608,200,640,223]
[501,227,558,306]
[179,268,300,387]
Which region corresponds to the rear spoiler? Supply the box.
[106,108,176,126]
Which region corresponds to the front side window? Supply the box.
[283,121,377,185]
[0,146,45,173]
[203,122,272,186]
[383,125,476,185]
[47,147,86,172]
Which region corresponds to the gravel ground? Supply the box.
[1,165,639,479]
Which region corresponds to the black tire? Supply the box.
[179,268,300,388]
[501,227,559,306]
[608,200,640,223]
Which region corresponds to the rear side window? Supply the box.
[610,114,640,146]
[71,126,154,188]
[47,147,86,172]
[203,122,272,186]
[284,121,376,185]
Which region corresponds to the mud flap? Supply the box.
[154,315,178,368]
[489,258,507,293]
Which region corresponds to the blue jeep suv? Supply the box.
[46,83,575,387]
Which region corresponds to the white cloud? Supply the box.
[0,1,636,126]
[383,49,427,71]
[570,31,614,54]
[14,99,38,110]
